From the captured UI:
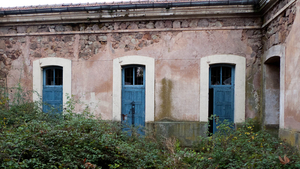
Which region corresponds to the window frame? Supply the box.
[43,66,63,87]
[122,65,145,88]
[209,64,235,88]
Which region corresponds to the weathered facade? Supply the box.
[259,0,299,146]
[0,0,299,146]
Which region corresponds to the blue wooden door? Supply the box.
[43,67,63,115]
[209,65,234,133]
[121,66,145,134]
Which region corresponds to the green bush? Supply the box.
[1,112,170,168]
[1,86,300,168]
[0,93,175,169]
[190,118,300,169]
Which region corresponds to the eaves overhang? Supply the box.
[0,1,261,26]
[0,5,259,26]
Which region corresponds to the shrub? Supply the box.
[0,93,173,169]
[190,118,300,169]
[1,110,172,168]
[1,86,300,168]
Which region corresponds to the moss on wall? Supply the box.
[279,129,300,148]
[157,78,173,120]
[146,121,208,147]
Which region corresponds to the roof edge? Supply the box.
[0,0,260,16]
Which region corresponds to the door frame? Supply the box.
[42,66,63,113]
[113,55,154,122]
[122,65,146,89]
[121,65,146,127]
[200,54,246,123]
[33,57,71,107]
[209,64,235,133]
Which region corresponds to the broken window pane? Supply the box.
[55,69,63,85]
[45,67,63,86]
[135,67,144,85]
[125,67,133,85]
[46,69,54,85]
[211,67,220,85]
[222,67,231,85]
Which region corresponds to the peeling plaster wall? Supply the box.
[260,0,300,146]
[264,62,280,125]
[0,17,262,122]
[285,0,300,131]
[262,0,297,128]
[262,0,296,52]
[0,36,32,101]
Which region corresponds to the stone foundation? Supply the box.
[279,128,300,148]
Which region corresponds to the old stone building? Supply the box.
[0,0,299,146]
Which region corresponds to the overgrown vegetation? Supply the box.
[0,87,300,168]
[190,118,300,168]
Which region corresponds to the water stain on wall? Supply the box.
[157,78,173,120]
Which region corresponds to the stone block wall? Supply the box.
[261,0,300,147]
[262,0,296,53]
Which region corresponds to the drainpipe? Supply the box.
[0,0,260,16]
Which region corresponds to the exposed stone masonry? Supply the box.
[0,18,261,35]
[242,29,263,119]
[0,17,262,61]
[29,35,75,58]
[79,35,106,60]
[263,0,291,23]
[262,1,296,52]
[0,37,24,87]
[111,32,161,52]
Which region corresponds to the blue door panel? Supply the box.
[210,65,235,133]
[43,67,63,114]
[213,87,234,133]
[122,89,145,126]
[121,66,145,135]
